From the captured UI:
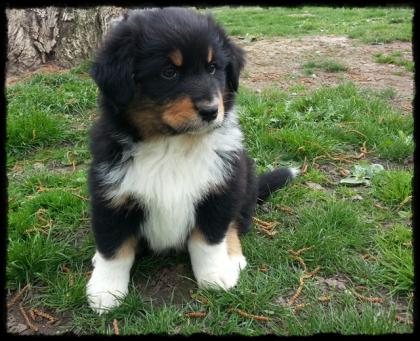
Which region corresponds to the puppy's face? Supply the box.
[92,8,245,139]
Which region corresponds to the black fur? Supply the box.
[257,168,296,202]
[88,7,295,260]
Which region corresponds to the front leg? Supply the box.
[86,185,144,314]
[188,224,247,290]
[87,239,136,315]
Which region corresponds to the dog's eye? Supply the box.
[161,66,177,80]
[207,63,216,75]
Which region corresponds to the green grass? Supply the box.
[238,82,413,163]
[207,6,413,43]
[6,72,97,163]
[302,59,348,75]
[374,52,414,72]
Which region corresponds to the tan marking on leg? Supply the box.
[207,47,213,63]
[169,49,183,66]
[113,236,137,260]
[190,228,207,243]
[161,97,198,130]
[226,223,243,257]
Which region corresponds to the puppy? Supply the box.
[86,7,298,314]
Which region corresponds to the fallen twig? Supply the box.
[189,290,209,305]
[35,209,53,229]
[395,195,412,211]
[351,290,384,303]
[19,303,38,332]
[293,303,310,314]
[290,255,307,272]
[184,311,206,318]
[318,295,331,302]
[346,129,367,139]
[32,309,58,324]
[259,264,269,273]
[36,184,89,201]
[113,319,120,335]
[253,217,279,237]
[227,308,271,322]
[362,254,378,261]
[289,246,313,257]
[7,283,31,309]
[373,203,388,210]
[275,205,294,214]
[301,157,308,174]
[337,167,350,177]
[62,265,75,285]
[395,315,413,325]
[288,267,320,306]
[355,285,368,291]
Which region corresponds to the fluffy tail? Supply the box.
[257,167,299,202]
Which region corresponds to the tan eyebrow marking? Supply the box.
[207,47,213,63]
[169,49,183,66]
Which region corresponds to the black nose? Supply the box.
[198,105,218,122]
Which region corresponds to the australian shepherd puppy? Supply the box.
[87,7,298,314]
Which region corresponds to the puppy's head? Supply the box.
[91,7,245,139]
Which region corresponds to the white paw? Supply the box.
[195,260,240,290]
[231,255,247,271]
[290,167,300,178]
[86,275,128,314]
[86,251,133,315]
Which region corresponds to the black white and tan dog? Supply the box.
[87,7,298,314]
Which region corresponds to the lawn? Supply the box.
[6,6,414,335]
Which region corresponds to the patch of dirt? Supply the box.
[235,36,413,113]
[310,275,352,299]
[6,62,69,86]
[7,297,73,335]
[136,263,197,306]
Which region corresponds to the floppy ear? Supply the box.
[90,22,135,107]
[225,39,245,92]
[206,13,245,93]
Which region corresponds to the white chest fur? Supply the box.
[101,114,243,252]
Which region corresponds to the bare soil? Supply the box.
[235,36,413,113]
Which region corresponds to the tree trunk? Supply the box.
[7,7,127,76]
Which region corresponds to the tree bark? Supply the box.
[7,7,127,76]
